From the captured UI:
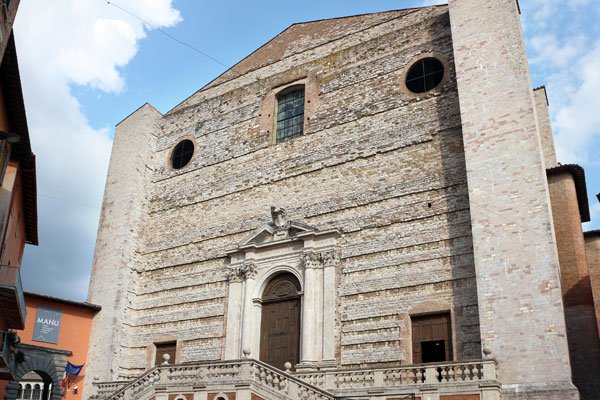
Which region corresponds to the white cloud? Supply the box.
[529,34,587,70]
[553,42,600,163]
[420,0,446,5]
[522,0,600,165]
[13,0,181,300]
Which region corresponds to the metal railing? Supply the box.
[0,264,26,324]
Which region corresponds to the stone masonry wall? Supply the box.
[91,7,482,379]
[448,0,576,398]
[85,104,161,387]
[533,87,557,169]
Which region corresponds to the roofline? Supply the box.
[547,164,591,223]
[1,32,38,244]
[24,291,102,312]
[286,4,446,28]
[165,5,444,116]
[115,102,162,127]
[584,230,600,239]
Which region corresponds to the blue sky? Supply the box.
[13,0,600,301]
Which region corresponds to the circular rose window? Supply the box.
[405,57,444,93]
[171,139,194,169]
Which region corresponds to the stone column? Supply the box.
[300,252,322,367]
[240,262,257,357]
[321,250,338,365]
[448,0,577,396]
[224,267,244,359]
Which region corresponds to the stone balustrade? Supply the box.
[93,382,128,399]
[92,359,498,400]
[295,360,496,392]
[92,359,335,400]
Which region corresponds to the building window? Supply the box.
[31,384,41,400]
[405,57,444,94]
[171,139,194,169]
[411,312,452,363]
[276,86,305,143]
[23,384,32,400]
[154,341,177,365]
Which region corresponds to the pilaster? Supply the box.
[321,250,339,364]
[224,270,244,359]
[299,252,322,367]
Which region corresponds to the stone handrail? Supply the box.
[92,358,335,400]
[92,359,496,399]
[93,381,128,399]
[294,360,497,391]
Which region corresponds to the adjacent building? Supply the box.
[1,292,100,400]
[0,0,38,391]
[86,1,599,400]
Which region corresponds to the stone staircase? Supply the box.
[91,359,499,400]
[92,359,335,400]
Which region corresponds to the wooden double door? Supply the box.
[412,313,453,364]
[259,273,301,370]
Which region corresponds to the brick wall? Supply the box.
[85,104,162,388]
[533,87,557,169]
[448,0,576,396]
[585,232,600,343]
[547,172,600,398]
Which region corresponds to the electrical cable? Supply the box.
[38,194,101,210]
[104,0,236,74]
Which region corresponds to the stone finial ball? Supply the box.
[242,347,251,358]
[482,347,492,357]
[162,353,171,363]
[284,362,292,371]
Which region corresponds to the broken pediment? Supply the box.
[230,207,340,252]
[237,207,315,247]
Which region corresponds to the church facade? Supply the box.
[84,1,600,399]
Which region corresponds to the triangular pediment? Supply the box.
[239,220,318,247]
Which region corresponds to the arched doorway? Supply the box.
[4,344,68,400]
[259,273,301,370]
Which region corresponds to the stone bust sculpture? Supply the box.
[270,206,288,229]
